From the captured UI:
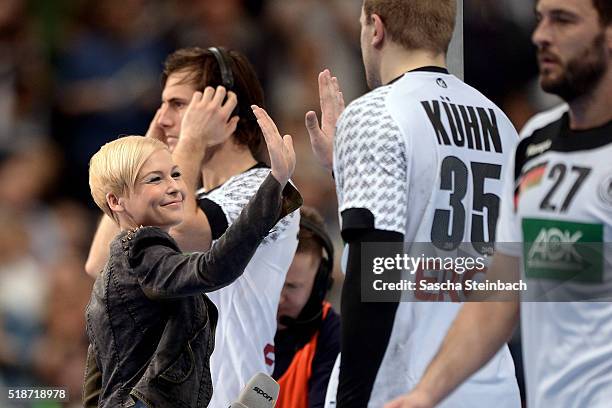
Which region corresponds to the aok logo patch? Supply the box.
[522,218,603,282]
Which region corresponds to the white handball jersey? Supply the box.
[333,67,520,407]
[496,105,612,408]
[196,164,299,407]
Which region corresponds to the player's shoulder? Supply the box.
[337,84,401,142]
[513,105,569,177]
[516,105,569,158]
[339,85,392,124]
[448,76,515,119]
[519,104,569,139]
[201,165,269,201]
[222,165,270,190]
[522,104,569,134]
[448,77,519,140]
[396,72,515,130]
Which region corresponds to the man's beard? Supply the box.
[539,32,607,102]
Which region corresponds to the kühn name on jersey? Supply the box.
[421,99,503,153]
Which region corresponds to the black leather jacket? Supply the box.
[83,175,301,408]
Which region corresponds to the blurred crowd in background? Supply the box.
[0,0,559,406]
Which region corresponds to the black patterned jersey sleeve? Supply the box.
[333,86,408,235]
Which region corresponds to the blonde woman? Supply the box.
[83,105,300,408]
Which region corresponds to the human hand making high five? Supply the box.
[181,86,239,148]
[305,69,345,172]
[251,105,296,188]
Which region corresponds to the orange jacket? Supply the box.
[276,302,332,408]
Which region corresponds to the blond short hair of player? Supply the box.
[363,0,456,55]
[89,136,168,224]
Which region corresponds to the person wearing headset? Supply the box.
[273,206,341,408]
[84,47,300,407]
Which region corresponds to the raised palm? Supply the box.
[251,105,296,187]
[305,69,345,171]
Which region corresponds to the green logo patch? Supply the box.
[522,218,603,282]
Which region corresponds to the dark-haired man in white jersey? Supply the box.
[303,0,522,407]
[386,0,612,407]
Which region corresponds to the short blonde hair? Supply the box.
[364,0,456,55]
[89,136,167,223]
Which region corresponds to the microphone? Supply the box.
[227,372,280,408]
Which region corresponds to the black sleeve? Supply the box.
[197,198,228,240]
[129,175,302,299]
[308,310,341,408]
[340,208,376,238]
[336,221,405,407]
